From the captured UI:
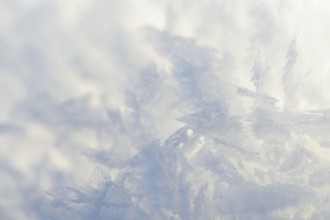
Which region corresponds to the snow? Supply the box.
[2,0,330,219]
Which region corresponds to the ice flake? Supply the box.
[250,57,266,91]
[283,38,299,79]
[237,86,278,104]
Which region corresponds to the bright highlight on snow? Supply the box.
[1,0,330,219]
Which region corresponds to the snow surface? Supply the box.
[1,0,330,219]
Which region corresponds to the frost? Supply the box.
[44,30,330,219]
[2,1,330,220]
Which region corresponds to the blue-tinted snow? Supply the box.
[1,0,330,219]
